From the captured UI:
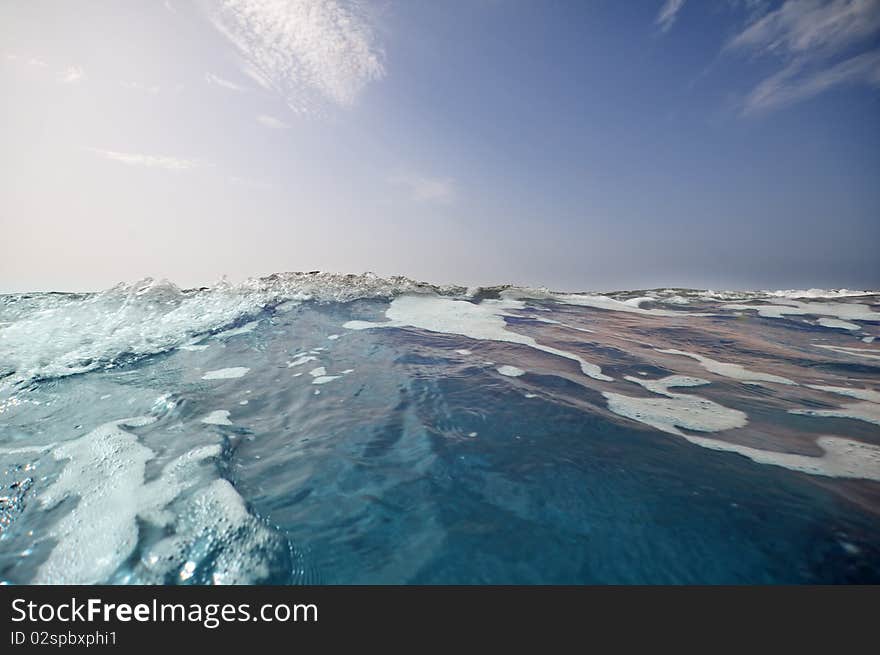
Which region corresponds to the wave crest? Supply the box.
[1,272,876,386]
[0,272,463,385]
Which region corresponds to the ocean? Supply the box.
[1,273,878,584]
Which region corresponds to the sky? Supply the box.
[1,0,879,293]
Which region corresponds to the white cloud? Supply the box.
[206,0,386,114]
[88,149,202,171]
[389,173,457,204]
[727,0,880,57]
[58,66,85,83]
[744,48,880,113]
[205,72,245,91]
[256,114,290,129]
[7,57,89,86]
[656,0,687,33]
[725,0,880,113]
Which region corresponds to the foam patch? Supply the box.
[603,390,748,437]
[656,349,795,385]
[34,417,220,584]
[201,410,233,426]
[816,318,860,331]
[202,367,250,380]
[344,294,612,381]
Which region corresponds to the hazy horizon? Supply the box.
[2,1,879,293]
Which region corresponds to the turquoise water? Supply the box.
[1,275,878,583]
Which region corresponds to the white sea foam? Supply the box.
[813,344,880,360]
[806,385,880,403]
[0,442,57,456]
[0,279,274,385]
[656,349,796,385]
[344,294,612,381]
[725,299,880,322]
[760,289,875,299]
[625,374,710,397]
[327,334,340,340]
[30,414,283,584]
[213,320,260,339]
[177,479,279,584]
[695,289,877,301]
[804,382,880,428]
[455,349,472,355]
[288,355,318,368]
[503,289,698,317]
[309,366,327,377]
[790,402,880,427]
[497,365,525,377]
[34,417,221,584]
[133,478,285,585]
[201,410,233,425]
[527,316,595,332]
[202,367,250,379]
[603,389,748,437]
[684,435,880,482]
[816,318,860,331]
[607,381,879,480]
[3,277,872,389]
[178,343,210,351]
[864,336,876,343]
[0,273,453,385]
[312,375,340,385]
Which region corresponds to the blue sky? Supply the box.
[1,0,878,292]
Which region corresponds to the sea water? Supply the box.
[1,274,878,583]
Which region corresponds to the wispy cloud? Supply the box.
[725,0,880,114]
[4,55,88,85]
[388,173,457,204]
[656,0,687,33]
[205,72,245,92]
[205,0,386,115]
[256,114,290,129]
[88,148,202,171]
[743,48,880,113]
[726,0,880,57]
[58,66,85,84]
